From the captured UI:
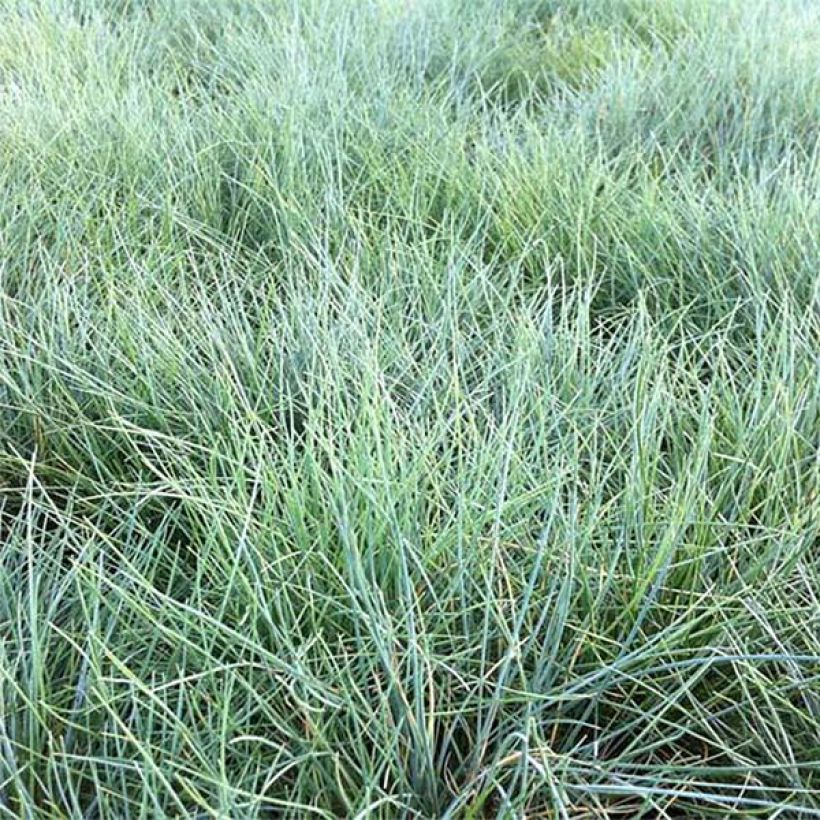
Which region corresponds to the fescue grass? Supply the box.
[1,0,819,816]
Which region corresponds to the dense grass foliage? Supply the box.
[1,0,819,816]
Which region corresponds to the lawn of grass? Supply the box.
[1,0,819,816]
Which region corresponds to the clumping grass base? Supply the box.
[1,0,819,816]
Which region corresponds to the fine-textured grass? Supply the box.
[1,0,819,816]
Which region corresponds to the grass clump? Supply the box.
[1,0,819,816]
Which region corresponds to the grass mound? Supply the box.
[1,0,819,816]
